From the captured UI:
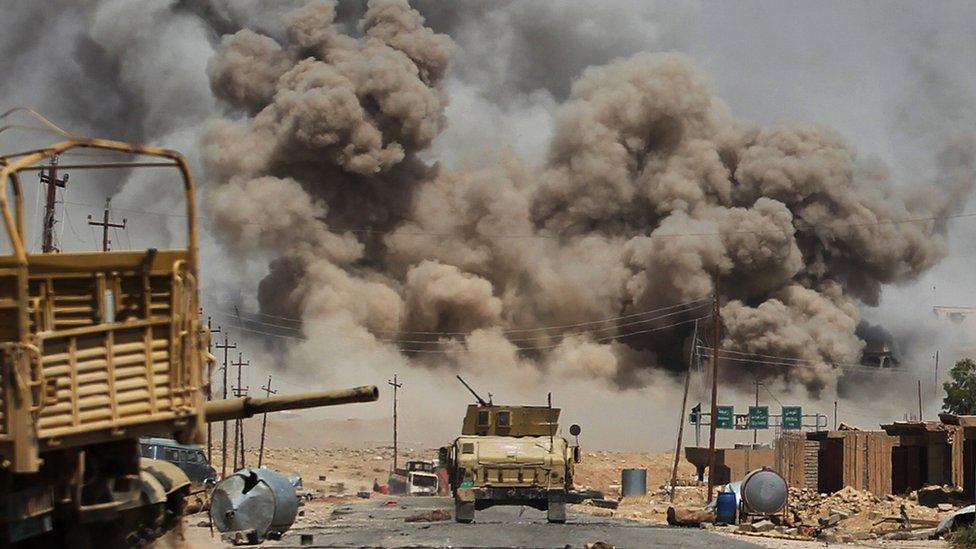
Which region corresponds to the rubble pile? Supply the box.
[792,486,940,524]
[783,486,946,542]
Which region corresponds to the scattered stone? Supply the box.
[752,520,775,532]
[584,543,614,549]
[829,508,850,520]
[938,503,954,512]
[819,514,841,527]
[736,523,755,533]
[819,528,853,544]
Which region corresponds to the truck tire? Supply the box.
[547,501,566,524]
[455,501,475,523]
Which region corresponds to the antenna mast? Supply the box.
[456,375,490,406]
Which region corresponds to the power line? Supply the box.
[697,346,932,377]
[206,300,711,345]
[59,197,976,243]
[222,313,711,354]
[204,296,711,336]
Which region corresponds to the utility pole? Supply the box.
[934,351,940,402]
[204,319,220,464]
[258,376,277,468]
[707,275,720,502]
[38,155,69,253]
[87,197,126,251]
[833,401,838,430]
[388,374,402,472]
[917,379,923,421]
[231,353,249,470]
[670,319,698,502]
[214,335,236,478]
[753,379,763,444]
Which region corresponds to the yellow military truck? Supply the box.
[0,121,378,546]
[441,377,581,523]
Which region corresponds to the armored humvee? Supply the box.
[441,376,581,523]
[0,117,379,546]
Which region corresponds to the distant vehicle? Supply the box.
[405,460,439,496]
[139,437,216,485]
[388,459,440,496]
[441,376,582,524]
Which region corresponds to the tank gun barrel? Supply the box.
[204,385,379,422]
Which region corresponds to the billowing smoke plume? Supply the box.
[202,0,976,394]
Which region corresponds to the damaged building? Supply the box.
[772,417,972,497]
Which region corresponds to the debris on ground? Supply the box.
[404,509,451,522]
[666,506,714,527]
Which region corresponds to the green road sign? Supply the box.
[748,406,769,429]
[782,406,802,429]
[716,406,734,429]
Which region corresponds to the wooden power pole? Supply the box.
[753,379,763,444]
[670,319,698,502]
[388,375,402,471]
[38,155,69,253]
[205,320,220,464]
[87,197,126,251]
[214,335,236,478]
[258,376,276,468]
[231,353,249,470]
[707,276,721,502]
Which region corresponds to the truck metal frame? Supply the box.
[0,138,204,474]
[0,137,208,544]
[0,116,379,546]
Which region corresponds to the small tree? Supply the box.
[943,358,976,415]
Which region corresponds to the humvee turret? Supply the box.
[441,376,581,523]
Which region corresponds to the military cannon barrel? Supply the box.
[204,385,379,422]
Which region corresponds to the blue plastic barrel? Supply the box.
[715,491,737,525]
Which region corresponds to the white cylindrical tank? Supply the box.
[211,467,299,540]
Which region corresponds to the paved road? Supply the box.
[267,497,760,548]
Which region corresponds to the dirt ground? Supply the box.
[179,444,951,548]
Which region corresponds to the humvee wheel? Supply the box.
[547,501,566,524]
[455,500,475,523]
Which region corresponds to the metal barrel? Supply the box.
[740,467,787,514]
[204,385,379,422]
[621,468,647,497]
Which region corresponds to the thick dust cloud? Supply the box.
[202,0,976,395]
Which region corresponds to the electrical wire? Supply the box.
[221,312,711,354]
[206,299,711,343]
[205,295,712,337]
[697,346,929,377]
[58,197,976,243]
